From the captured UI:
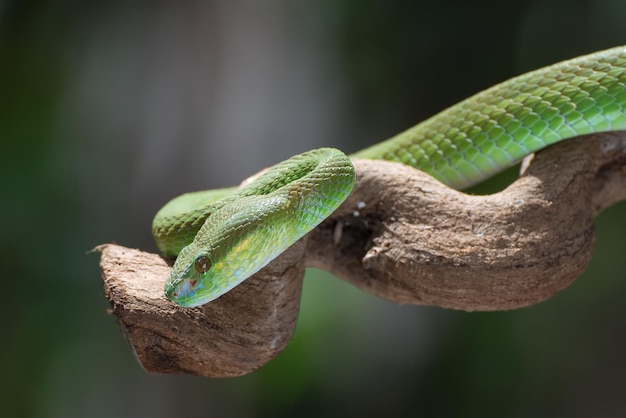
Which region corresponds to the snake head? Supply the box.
[164,247,217,307]
[164,195,291,307]
[164,238,252,308]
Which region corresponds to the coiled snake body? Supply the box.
[153,46,626,307]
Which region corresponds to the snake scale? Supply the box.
[153,46,626,307]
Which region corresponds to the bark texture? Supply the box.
[98,131,626,377]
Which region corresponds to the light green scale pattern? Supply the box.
[153,46,626,307]
[352,46,626,189]
[153,151,352,257]
[159,148,355,307]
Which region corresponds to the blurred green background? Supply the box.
[2,1,626,417]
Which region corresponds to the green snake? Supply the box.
[153,46,626,308]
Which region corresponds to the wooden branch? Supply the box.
[98,131,626,377]
[98,241,305,377]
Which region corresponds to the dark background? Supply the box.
[3,1,626,417]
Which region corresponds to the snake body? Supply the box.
[153,46,626,307]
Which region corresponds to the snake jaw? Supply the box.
[164,266,196,306]
[165,268,217,308]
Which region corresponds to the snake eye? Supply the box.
[194,256,212,273]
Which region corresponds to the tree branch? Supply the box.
[98,131,626,377]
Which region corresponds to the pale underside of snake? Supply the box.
[152,46,626,308]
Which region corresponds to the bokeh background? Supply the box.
[3,1,626,417]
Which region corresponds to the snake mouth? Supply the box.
[164,265,220,307]
[165,281,198,307]
[164,267,199,305]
